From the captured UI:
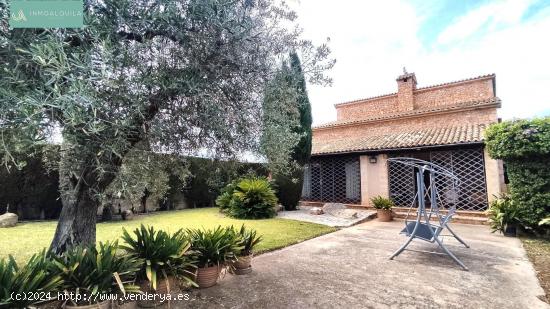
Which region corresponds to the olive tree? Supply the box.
[0,0,333,253]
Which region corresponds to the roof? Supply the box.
[312,124,486,155]
[334,73,495,107]
[314,98,500,130]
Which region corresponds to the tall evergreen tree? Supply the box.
[261,52,313,210]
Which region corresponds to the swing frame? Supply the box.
[387,157,470,271]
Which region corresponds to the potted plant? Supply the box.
[230,225,262,275]
[186,226,242,288]
[488,195,523,237]
[53,242,141,309]
[121,225,196,307]
[371,196,395,222]
[0,250,62,309]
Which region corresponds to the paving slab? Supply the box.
[276,208,376,227]
[178,220,548,308]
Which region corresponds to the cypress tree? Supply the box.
[274,52,313,210]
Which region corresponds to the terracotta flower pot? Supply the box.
[233,254,252,269]
[65,300,111,309]
[377,209,393,222]
[195,265,222,288]
[137,276,176,308]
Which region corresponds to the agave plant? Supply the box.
[232,225,262,256]
[121,224,196,290]
[0,250,62,308]
[186,226,242,268]
[53,241,141,306]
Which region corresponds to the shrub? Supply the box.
[186,226,242,268]
[231,225,263,256]
[371,196,395,210]
[0,250,62,308]
[485,117,550,233]
[121,225,196,290]
[53,242,141,306]
[487,195,524,234]
[217,177,278,219]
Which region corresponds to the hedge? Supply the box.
[485,117,550,232]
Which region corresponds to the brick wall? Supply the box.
[334,75,495,122]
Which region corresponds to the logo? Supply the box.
[10,9,27,22]
[9,0,83,28]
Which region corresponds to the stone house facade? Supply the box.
[301,72,505,212]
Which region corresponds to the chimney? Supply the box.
[396,69,417,111]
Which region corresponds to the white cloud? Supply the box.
[292,0,550,125]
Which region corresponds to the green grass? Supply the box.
[0,208,336,262]
[522,237,550,304]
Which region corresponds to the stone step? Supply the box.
[299,201,489,225]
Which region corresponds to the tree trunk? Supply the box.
[49,186,99,254]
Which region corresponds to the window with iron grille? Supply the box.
[301,155,361,204]
[388,147,488,211]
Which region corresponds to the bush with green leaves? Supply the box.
[231,225,263,257]
[121,225,196,290]
[53,242,141,306]
[216,177,278,219]
[186,226,242,268]
[0,250,62,308]
[371,196,395,210]
[485,117,550,233]
[487,195,524,234]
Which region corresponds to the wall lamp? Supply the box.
[369,155,378,164]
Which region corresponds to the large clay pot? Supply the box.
[137,276,176,308]
[65,300,111,309]
[233,255,252,269]
[195,265,222,288]
[377,209,393,222]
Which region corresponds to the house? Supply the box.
[301,72,505,212]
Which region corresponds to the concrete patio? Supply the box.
[181,220,548,308]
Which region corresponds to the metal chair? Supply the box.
[388,157,470,270]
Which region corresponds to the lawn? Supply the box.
[0,208,336,262]
[522,237,550,304]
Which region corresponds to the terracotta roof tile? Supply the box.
[315,98,500,130]
[312,124,486,155]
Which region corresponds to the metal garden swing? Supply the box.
[388,157,470,270]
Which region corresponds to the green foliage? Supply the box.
[0,145,61,219]
[487,195,523,234]
[52,242,140,305]
[485,118,550,233]
[120,225,196,290]
[371,196,395,210]
[0,250,62,308]
[217,177,278,219]
[231,225,263,256]
[261,52,313,210]
[485,117,550,159]
[0,0,333,251]
[186,226,242,268]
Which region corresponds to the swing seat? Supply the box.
[400,221,441,242]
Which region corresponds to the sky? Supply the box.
[290,0,550,125]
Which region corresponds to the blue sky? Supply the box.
[292,0,550,125]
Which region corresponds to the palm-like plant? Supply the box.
[371,196,395,210]
[0,250,62,308]
[229,177,278,219]
[120,225,196,290]
[186,226,242,268]
[232,225,262,256]
[488,195,523,234]
[53,242,141,306]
